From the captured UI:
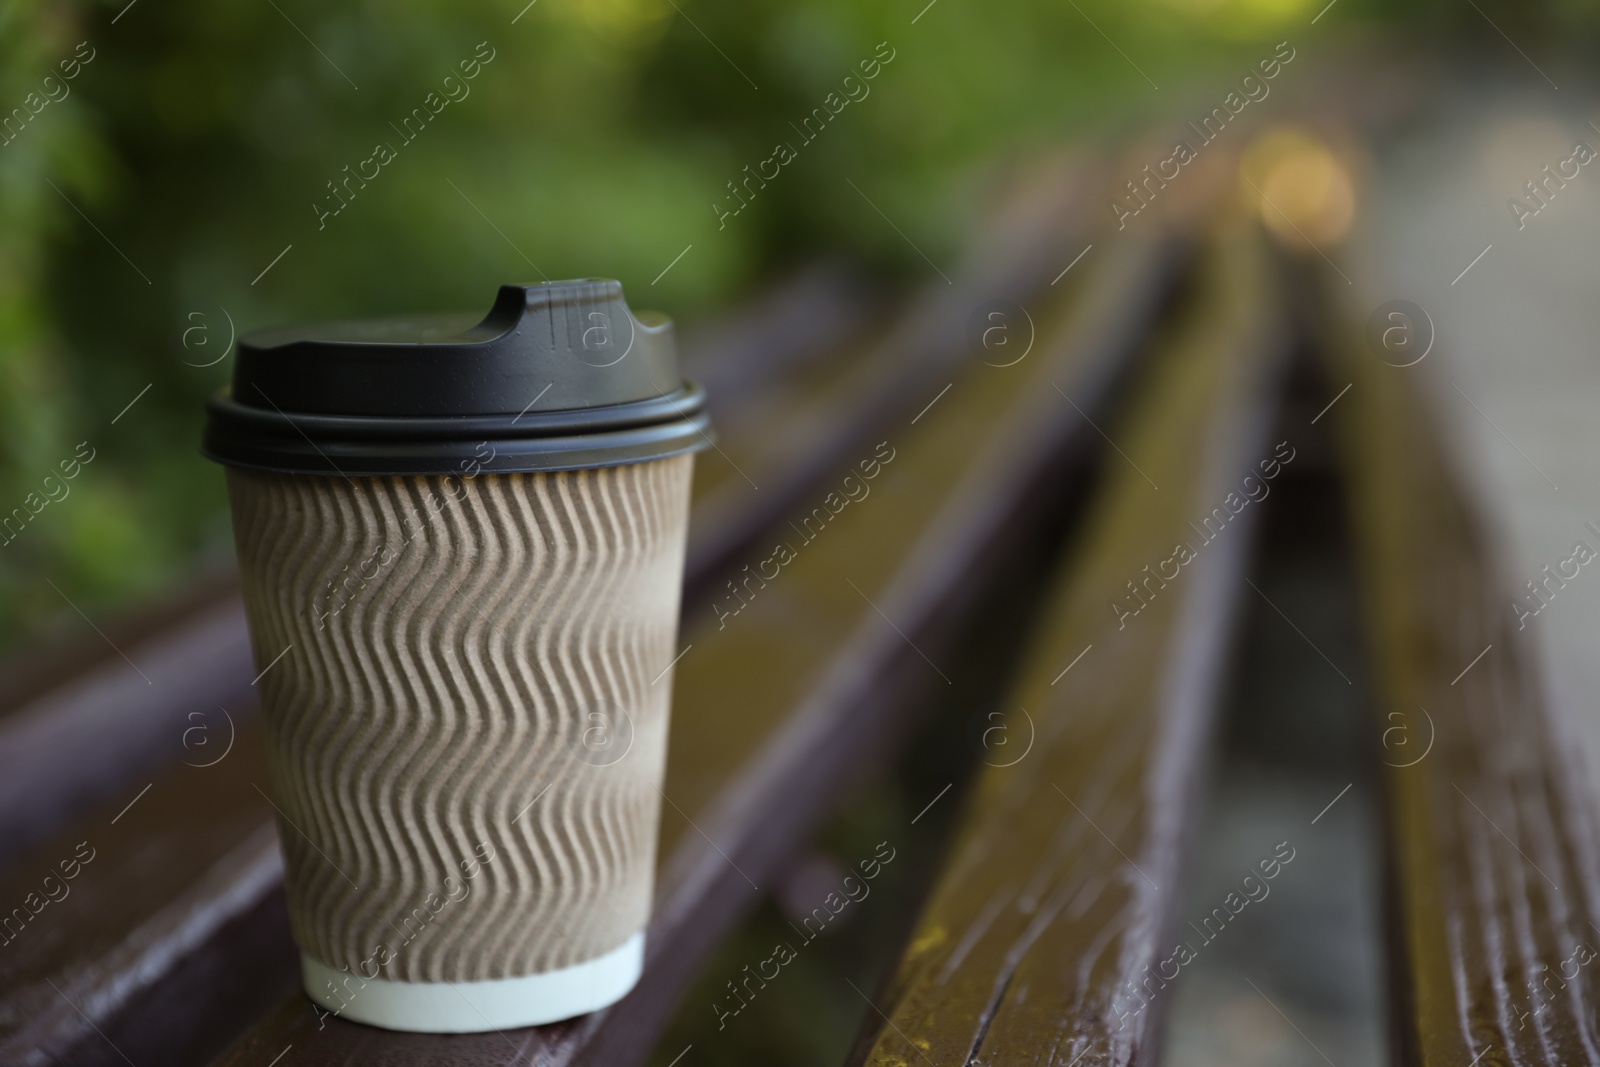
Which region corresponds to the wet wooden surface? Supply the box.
[853,223,1293,1067]
[1322,266,1600,1067]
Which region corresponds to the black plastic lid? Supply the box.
[202,279,711,477]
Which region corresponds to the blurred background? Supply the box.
[1,0,1594,650]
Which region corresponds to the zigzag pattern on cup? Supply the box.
[228,456,692,982]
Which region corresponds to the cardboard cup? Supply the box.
[227,455,692,1031]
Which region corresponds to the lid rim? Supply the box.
[202,402,712,477]
[205,382,706,440]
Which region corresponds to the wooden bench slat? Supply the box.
[854,223,1292,1067]
[0,568,241,725]
[207,229,1182,1066]
[0,581,257,873]
[1323,272,1600,1066]
[0,727,295,1066]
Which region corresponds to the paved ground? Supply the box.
[1356,78,1600,819]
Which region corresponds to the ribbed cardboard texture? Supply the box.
[226,456,692,982]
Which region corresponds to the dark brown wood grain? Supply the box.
[1321,270,1600,1067]
[0,725,297,1067]
[0,566,242,725]
[205,229,1183,1067]
[0,579,259,871]
[853,224,1293,1067]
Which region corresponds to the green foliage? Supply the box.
[0,0,1573,650]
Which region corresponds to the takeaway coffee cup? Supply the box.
[202,280,709,1032]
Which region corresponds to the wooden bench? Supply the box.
[7,135,1595,1067]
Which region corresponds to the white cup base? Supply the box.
[302,932,645,1032]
